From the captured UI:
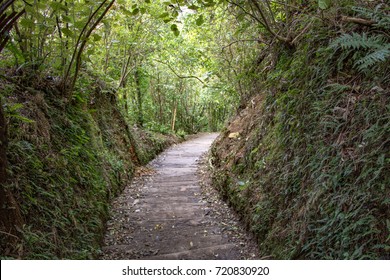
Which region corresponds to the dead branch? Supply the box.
[341,16,375,26]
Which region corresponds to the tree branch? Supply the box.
[249,0,291,44]
[70,0,116,91]
[341,16,375,26]
[226,0,267,27]
[154,59,205,85]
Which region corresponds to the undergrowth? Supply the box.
[211,4,389,259]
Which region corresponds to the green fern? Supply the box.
[330,33,386,50]
[352,6,390,29]
[330,32,390,72]
[355,47,390,71]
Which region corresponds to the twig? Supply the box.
[291,20,313,45]
[0,230,19,240]
[341,16,375,26]
[209,158,214,170]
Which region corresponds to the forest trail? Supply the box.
[101,133,258,260]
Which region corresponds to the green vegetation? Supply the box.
[0,75,175,258]
[1,0,389,259]
[211,1,389,259]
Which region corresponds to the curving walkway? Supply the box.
[101,133,251,260]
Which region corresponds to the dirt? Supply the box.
[101,133,259,260]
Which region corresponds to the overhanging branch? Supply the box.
[154,59,205,85]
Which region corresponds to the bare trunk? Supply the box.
[171,99,177,132]
[134,69,144,127]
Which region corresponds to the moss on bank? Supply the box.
[0,75,177,259]
[211,12,389,259]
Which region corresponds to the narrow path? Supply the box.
[102,133,258,260]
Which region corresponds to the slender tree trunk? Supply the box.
[171,99,177,132]
[156,73,164,125]
[134,69,144,127]
[124,89,129,114]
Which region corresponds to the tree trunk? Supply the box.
[134,69,144,127]
[171,99,177,132]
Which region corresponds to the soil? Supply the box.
[101,133,259,260]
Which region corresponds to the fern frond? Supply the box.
[352,6,377,21]
[330,33,386,50]
[352,5,390,29]
[376,16,390,29]
[355,47,390,72]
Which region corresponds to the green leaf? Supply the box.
[196,15,204,26]
[49,2,68,12]
[318,0,330,10]
[203,0,215,7]
[6,42,25,63]
[62,16,72,23]
[35,2,47,10]
[62,28,74,38]
[132,8,140,15]
[170,24,180,37]
[188,5,198,10]
[20,18,35,28]
[25,5,35,14]
[92,34,102,42]
[75,20,86,29]
[159,12,170,19]
[86,49,95,55]
[120,6,133,16]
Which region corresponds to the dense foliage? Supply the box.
[2,0,239,134]
[0,0,388,259]
[211,0,389,259]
